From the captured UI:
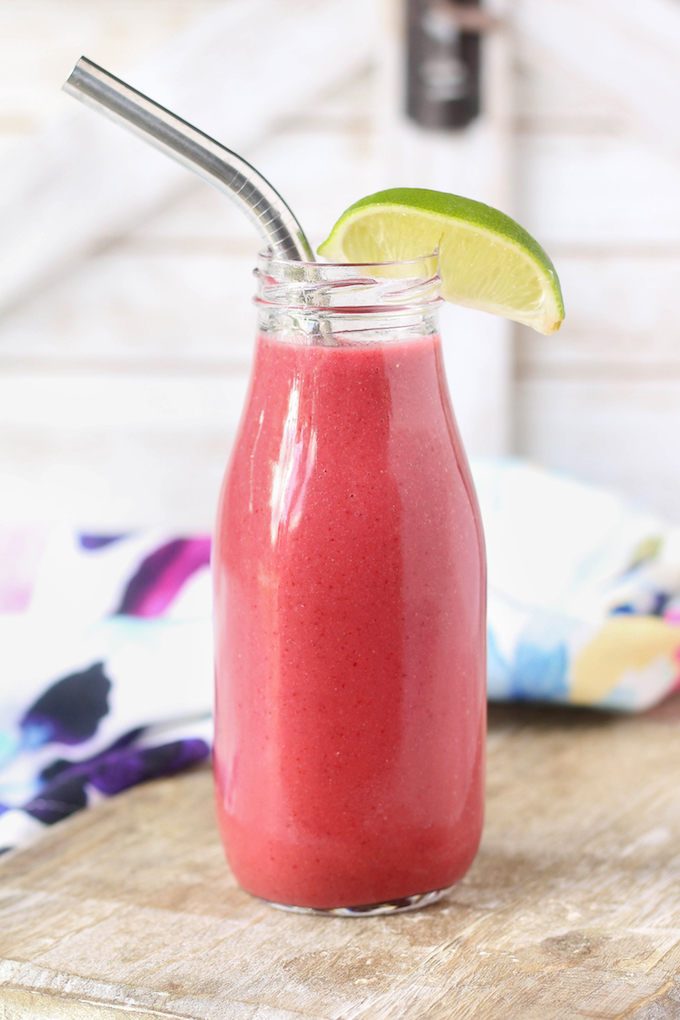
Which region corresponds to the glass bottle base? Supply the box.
[260,886,452,917]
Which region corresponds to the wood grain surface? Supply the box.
[2,698,680,1019]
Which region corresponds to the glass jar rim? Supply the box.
[255,250,441,313]
[259,250,439,271]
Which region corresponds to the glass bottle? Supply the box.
[213,253,486,915]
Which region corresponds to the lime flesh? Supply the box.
[318,188,564,335]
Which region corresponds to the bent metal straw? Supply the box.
[63,56,315,263]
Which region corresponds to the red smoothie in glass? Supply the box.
[213,328,486,910]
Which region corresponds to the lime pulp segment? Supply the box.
[318,189,564,335]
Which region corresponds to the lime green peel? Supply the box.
[318,188,564,335]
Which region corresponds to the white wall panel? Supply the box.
[0,375,249,530]
[515,0,680,161]
[518,257,680,373]
[3,0,680,526]
[0,1,221,158]
[0,251,257,366]
[514,0,680,518]
[516,379,680,523]
[0,8,380,530]
[0,73,379,369]
[0,0,378,315]
[0,375,248,430]
[518,135,680,246]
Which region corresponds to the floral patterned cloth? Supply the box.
[0,529,214,853]
[1,458,679,854]
[476,460,680,709]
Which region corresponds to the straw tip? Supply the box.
[62,55,92,92]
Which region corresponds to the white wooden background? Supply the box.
[0,0,679,529]
[0,0,382,530]
[514,0,680,523]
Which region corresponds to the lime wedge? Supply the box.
[318,188,564,335]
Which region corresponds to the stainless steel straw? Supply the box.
[63,56,315,262]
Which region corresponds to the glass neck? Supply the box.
[254,251,442,344]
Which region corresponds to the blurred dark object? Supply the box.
[406,0,492,130]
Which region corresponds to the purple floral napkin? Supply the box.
[0,529,213,853]
[3,458,680,855]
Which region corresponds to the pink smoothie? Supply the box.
[213,330,486,909]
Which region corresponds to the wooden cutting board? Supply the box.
[2,697,680,1019]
